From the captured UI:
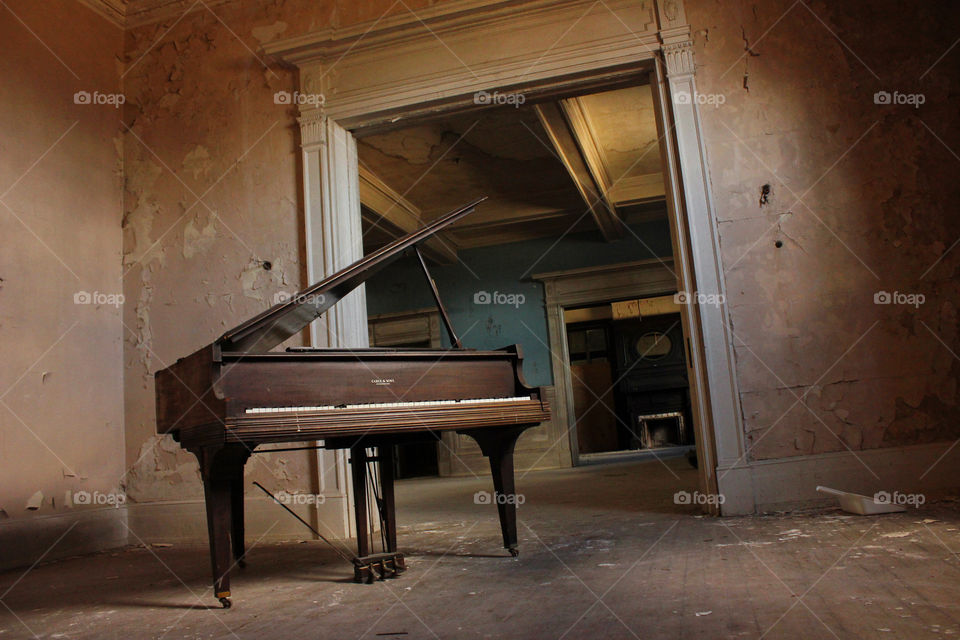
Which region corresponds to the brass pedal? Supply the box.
[353,552,407,584]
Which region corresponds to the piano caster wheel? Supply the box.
[238,559,247,569]
[219,597,232,609]
[509,548,519,558]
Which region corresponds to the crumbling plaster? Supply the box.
[118,0,466,502]
[685,0,960,461]
[5,0,957,538]
[119,0,960,494]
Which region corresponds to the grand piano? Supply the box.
[154,198,550,608]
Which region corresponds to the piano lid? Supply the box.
[218,197,486,353]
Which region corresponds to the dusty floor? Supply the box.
[1,457,959,639]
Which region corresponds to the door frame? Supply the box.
[533,259,678,464]
[265,0,745,512]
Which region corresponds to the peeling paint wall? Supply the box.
[117,0,465,504]
[686,0,960,461]
[114,0,477,518]
[7,0,951,550]
[0,0,125,526]
[120,2,310,502]
[121,0,960,497]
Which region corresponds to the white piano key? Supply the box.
[244,395,533,414]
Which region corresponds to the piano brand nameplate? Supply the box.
[217,354,517,412]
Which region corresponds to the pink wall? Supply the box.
[0,0,125,562]
[686,0,960,461]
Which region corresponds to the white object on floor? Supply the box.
[816,486,907,515]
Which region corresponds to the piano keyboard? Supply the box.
[245,396,533,415]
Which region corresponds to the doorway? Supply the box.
[355,77,685,478]
[567,302,695,461]
[269,0,744,511]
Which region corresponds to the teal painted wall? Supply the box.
[366,219,673,386]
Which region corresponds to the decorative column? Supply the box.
[656,0,751,513]
[297,106,368,539]
[298,107,369,349]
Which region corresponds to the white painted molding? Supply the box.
[302,117,368,349]
[272,0,752,511]
[298,116,365,541]
[297,108,325,150]
[660,63,744,472]
[726,440,960,514]
[265,0,662,128]
[662,41,695,76]
[264,0,656,64]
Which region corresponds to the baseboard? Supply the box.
[0,495,362,572]
[126,495,352,544]
[0,507,127,572]
[717,440,960,515]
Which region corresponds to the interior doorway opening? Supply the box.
[566,300,695,465]
[354,74,706,493]
[269,0,735,516]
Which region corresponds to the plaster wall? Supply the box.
[685,0,960,464]
[119,0,960,512]
[118,0,465,521]
[120,2,311,504]
[0,0,126,566]
[5,0,958,568]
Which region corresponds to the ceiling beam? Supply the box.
[559,97,619,216]
[561,96,665,208]
[358,165,460,264]
[533,103,625,241]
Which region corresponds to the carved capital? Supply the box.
[663,40,695,76]
[297,108,325,149]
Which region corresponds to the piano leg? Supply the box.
[350,445,370,558]
[193,445,250,608]
[461,426,530,557]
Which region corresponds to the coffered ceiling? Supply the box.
[357,84,667,261]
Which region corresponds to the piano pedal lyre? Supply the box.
[353,552,406,584]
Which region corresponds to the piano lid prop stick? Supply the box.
[414,245,462,348]
[252,481,356,565]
